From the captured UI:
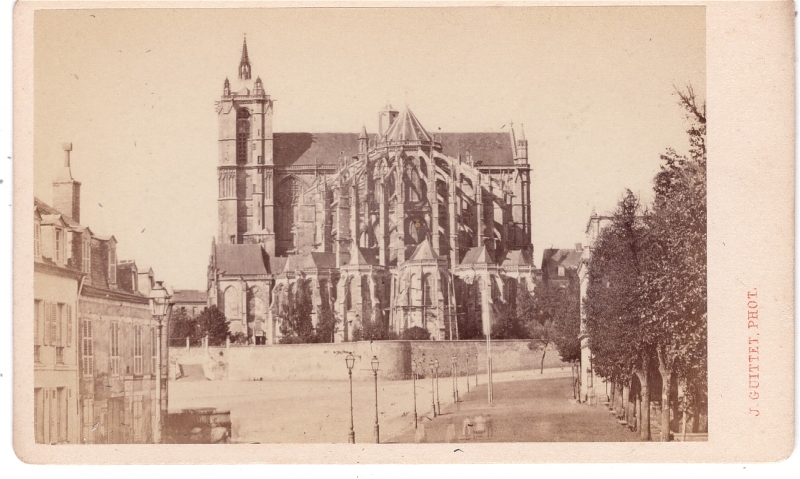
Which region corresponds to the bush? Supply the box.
[401,326,431,341]
[229,332,249,345]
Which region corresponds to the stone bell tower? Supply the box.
[216,36,276,257]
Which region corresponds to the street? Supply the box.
[168,367,637,443]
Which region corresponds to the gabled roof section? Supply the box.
[35,197,82,228]
[173,290,208,303]
[283,251,337,271]
[274,133,360,167]
[347,247,378,266]
[383,107,433,143]
[40,214,69,228]
[214,244,270,276]
[460,245,495,266]
[502,249,534,267]
[408,239,439,262]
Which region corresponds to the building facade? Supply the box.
[577,210,612,403]
[207,39,539,343]
[34,143,170,444]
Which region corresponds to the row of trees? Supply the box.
[171,305,230,346]
[583,86,707,441]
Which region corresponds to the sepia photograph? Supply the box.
[11,1,794,465]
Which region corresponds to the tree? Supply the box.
[639,85,707,440]
[584,190,654,440]
[528,320,555,374]
[352,317,399,341]
[196,305,229,346]
[551,274,582,364]
[171,307,200,346]
[279,279,315,344]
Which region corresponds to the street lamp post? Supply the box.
[434,359,440,416]
[346,353,355,444]
[452,355,459,403]
[371,356,380,444]
[148,281,172,445]
[475,352,479,387]
[465,355,470,393]
[429,364,436,418]
[411,360,418,429]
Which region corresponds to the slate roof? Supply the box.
[272,131,515,167]
[383,107,433,143]
[172,290,208,303]
[274,133,360,166]
[501,249,534,267]
[347,247,378,266]
[439,132,514,166]
[281,252,338,272]
[34,197,82,228]
[460,246,496,265]
[213,244,270,275]
[408,239,439,262]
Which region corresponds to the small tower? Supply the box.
[53,142,81,222]
[254,76,265,96]
[514,123,528,164]
[223,77,231,96]
[378,102,399,139]
[358,125,368,155]
[239,36,251,80]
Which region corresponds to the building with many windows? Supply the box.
[34,142,170,443]
[207,39,539,343]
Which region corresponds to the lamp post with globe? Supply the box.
[346,353,356,444]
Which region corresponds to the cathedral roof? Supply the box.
[460,246,496,266]
[213,244,270,276]
[439,132,514,166]
[281,252,337,272]
[274,133,360,166]
[172,290,208,304]
[348,247,378,266]
[383,107,433,143]
[408,239,439,262]
[501,249,534,267]
[272,131,515,167]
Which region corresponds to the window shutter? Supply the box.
[66,305,73,347]
[44,302,50,345]
[56,304,63,347]
[34,301,40,346]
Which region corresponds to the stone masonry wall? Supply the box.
[169,340,569,382]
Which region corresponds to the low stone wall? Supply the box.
[168,340,569,382]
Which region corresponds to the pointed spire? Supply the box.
[239,35,251,80]
[359,125,368,140]
[518,123,526,141]
[223,77,231,96]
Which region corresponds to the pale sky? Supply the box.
[33,7,705,290]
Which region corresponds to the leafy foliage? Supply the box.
[196,305,230,347]
[583,85,707,437]
[278,279,316,344]
[550,275,582,363]
[170,307,201,346]
[352,317,399,341]
[401,326,431,341]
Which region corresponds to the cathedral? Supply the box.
[207,39,538,344]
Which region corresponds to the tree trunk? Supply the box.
[635,356,651,441]
[657,349,673,442]
[540,345,546,374]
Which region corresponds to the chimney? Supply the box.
[52,142,82,223]
[575,243,583,252]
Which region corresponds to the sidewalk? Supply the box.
[386,374,640,443]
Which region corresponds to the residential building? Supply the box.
[34,142,170,444]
